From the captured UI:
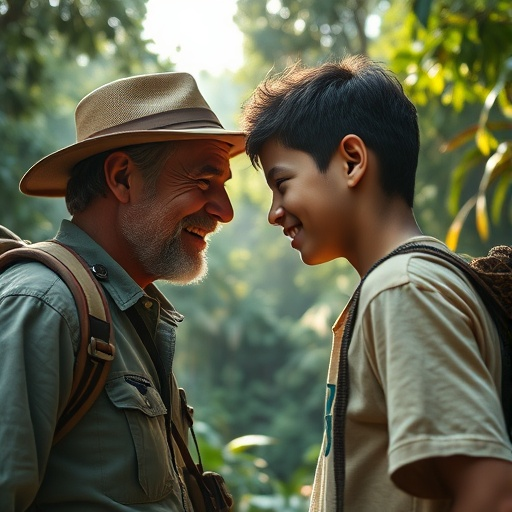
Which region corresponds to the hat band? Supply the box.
[85,107,224,140]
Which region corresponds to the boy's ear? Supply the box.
[339,134,368,188]
[104,151,134,203]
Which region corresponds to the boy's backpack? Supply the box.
[333,243,512,512]
[0,225,233,511]
[0,225,116,444]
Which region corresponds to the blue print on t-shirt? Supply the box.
[324,383,336,456]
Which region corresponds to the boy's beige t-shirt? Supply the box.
[309,237,512,512]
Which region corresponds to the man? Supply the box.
[240,55,512,511]
[0,72,244,510]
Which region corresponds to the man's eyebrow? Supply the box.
[198,165,232,180]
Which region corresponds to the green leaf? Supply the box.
[413,0,434,28]
[226,435,277,454]
[476,127,498,156]
[479,142,512,193]
[475,194,490,240]
[446,196,477,251]
[447,148,485,215]
[492,172,512,224]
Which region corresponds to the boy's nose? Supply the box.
[268,205,285,226]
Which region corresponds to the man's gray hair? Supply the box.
[66,141,176,214]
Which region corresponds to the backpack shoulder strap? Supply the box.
[0,239,115,444]
[385,243,510,321]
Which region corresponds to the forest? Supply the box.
[1,0,511,510]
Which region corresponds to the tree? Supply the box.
[0,0,153,116]
[0,0,162,239]
[234,0,388,94]
[389,0,512,249]
[235,0,373,64]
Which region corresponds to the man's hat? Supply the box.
[20,72,246,197]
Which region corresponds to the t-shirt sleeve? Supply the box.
[362,271,512,499]
[0,291,75,511]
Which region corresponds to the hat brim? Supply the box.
[20,128,246,197]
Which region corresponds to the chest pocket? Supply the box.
[105,373,180,503]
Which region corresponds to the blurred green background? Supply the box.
[1,0,511,510]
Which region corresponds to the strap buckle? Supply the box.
[88,337,116,361]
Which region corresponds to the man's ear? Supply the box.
[104,151,133,203]
[339,134,368,188]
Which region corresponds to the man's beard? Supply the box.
[120,198,217,285]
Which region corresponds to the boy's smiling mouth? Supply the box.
[284,224,301,240]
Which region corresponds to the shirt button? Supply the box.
[143,300,153,309]
[91,264,108,280]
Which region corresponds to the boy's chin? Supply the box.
[299,251,335,266]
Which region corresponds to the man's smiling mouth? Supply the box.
[185,226,209,239]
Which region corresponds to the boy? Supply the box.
[241,55,512,511]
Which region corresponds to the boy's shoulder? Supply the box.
[360,237,472,309]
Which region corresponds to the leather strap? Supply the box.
[0,240,115,444]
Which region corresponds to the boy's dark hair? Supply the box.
[66,141,176,214]
[241,55,420,207]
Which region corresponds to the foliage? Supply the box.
[235,0,375,68]
[0,0,163,240]
[234,0,391,98]
[0,0,152,117]
[388,0,512,248]
[193,422,310,511]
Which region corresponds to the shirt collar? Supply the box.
[54,220,177,315]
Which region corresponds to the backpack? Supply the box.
[0,225,115,444]
[0,225,233,511]
[333,242,512,512]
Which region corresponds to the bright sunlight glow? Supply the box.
[143,0,244,76]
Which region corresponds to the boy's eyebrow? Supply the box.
[265,166,283,184]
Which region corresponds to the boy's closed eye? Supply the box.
[275,178,288,191]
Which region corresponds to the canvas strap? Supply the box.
[0,240,115,444]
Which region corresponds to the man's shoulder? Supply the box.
[0,258,75,308]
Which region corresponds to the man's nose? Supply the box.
[206,188,234,223]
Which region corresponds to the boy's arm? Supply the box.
[367,264,512,501]
[434,456,512,512]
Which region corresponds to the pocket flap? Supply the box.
[106,374,167,417]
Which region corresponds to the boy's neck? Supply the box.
[350,200,422,277]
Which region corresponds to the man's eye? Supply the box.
[197,179,210,190]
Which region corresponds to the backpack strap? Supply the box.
[0,240,115,444]
[333,242,512,512]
